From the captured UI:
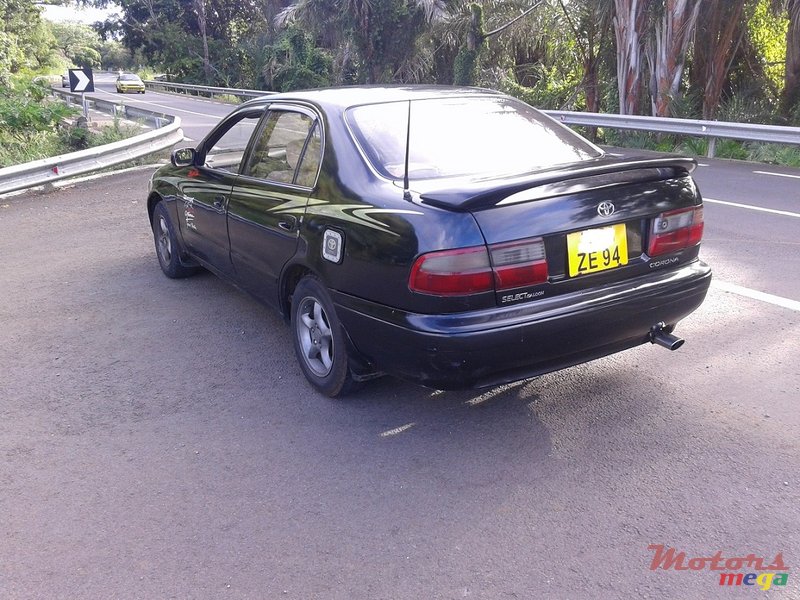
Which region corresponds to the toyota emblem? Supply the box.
[597,201,615,217]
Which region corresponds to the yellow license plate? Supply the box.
[567,223,628,277]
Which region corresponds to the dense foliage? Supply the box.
[82,0,800,124]
[0,77,73,166]
[2,0,800,128]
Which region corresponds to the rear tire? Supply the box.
[291,276,357,397]
[151,202,199,279]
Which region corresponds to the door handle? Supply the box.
[278,215,297,231]
[213,195,226,210]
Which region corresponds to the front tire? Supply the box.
[151,201,199,279]
[291,276,357,397]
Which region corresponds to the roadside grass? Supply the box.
[214,93,242,104]
[1,114,156,169]
[0,130,63,167]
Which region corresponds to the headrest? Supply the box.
[286,139,305,168]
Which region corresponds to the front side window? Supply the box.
[244,110,320,186]
[202,111,264,173]
[346,96,603,181]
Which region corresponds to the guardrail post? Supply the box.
[707,137,717,159]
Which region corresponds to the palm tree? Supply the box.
[647,0,701,117]
[276,0,446,83]
[781,0,800,117]
[613,0,651,115]
[558,0,614,114]
[690,0,750,119]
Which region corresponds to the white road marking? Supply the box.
[704,197,800,219]
[753,170,800,180]
[697,163,709,167]
[712,280,800,312]
[380,423,415,437]
[96,88,225,119]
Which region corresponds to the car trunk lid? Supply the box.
[409,156,703,306]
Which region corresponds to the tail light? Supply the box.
[648,206,704,257]
[409,246,493,295]
[489,239,548,290]
[409,238,548,296]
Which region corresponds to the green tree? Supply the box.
[557,0,614,113]
[50,21,103,67]
[99,39,134,70]
[777,0,800,117]
[1,0,59,81]
[264,28,332,91]
[277,0,442,83]
[94,0,269,84]
[690,0,752,119]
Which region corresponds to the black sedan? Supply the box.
[147,86,711,396]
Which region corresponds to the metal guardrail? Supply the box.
[51,88,177,128]
[546,110,800,158]
[0,90,184,195]
[145,80,273,101]
[143,80,800,158]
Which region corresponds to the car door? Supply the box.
[178,108,264,274]
[227,105,323,304]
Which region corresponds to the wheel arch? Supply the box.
[279,263,313,319]
[280,263,380,382]
[147,191,164,226]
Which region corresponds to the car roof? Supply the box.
[240,85,506,113]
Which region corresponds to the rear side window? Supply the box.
[244,110,320,187]
[346,96,602,180]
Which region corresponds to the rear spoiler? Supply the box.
[418,156,697,212]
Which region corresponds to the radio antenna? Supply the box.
[403,100,412,201]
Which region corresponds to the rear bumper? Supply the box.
[333,261,712,390]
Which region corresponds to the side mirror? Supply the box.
[171,147,196,167]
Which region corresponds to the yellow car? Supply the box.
[116,73,145,94]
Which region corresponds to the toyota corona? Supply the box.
[146,86,711,396]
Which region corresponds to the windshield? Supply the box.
[120,74,141,81]
[346,96,602,181]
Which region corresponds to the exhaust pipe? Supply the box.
[649,322,685,351]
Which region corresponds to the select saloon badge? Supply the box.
[597,201,615,217]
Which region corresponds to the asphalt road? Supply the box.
[85,73,237,142]
[0,87,798,599]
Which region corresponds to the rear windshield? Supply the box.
[345,96,602,181]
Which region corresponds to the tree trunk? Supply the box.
[613,0,651,115]
[557,0,612,115]
[692,0,748,119]
[194,0,211,83]
[783,0,800,117]
[648,0,701,116]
